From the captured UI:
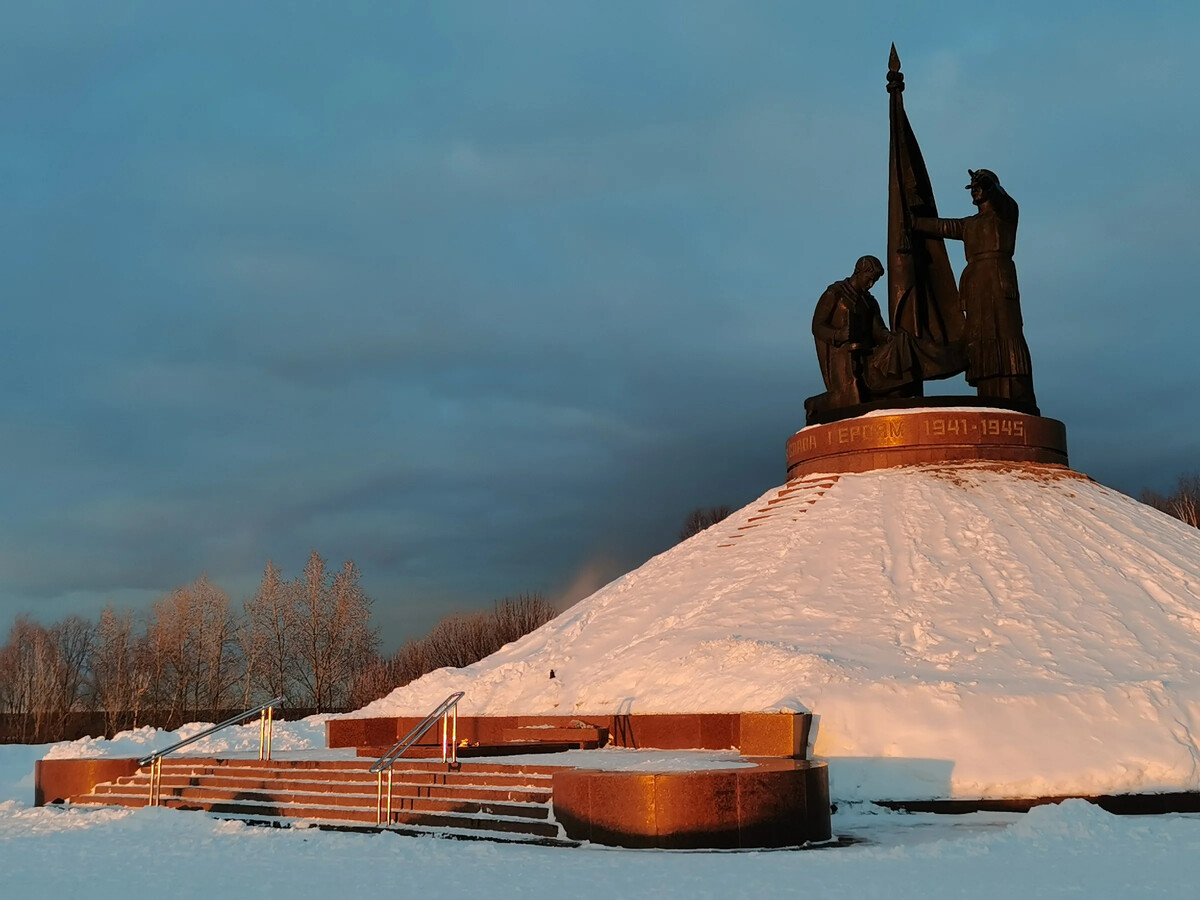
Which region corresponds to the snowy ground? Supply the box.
[6,736,1200,898]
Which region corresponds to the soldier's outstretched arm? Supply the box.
[912,216,965,241]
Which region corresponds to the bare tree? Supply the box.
[52,616,94,731]
[346,638,431,708]
[291,551,331,710]
[147,586,192,718]
[194,576,239,711]
[291,552,378,711]
[0,614,94,741]
[678,505,734,542]
[1170,475,1200,528]
[91,605,137,735]
[0,616,51,741]
[391,639,428,687]
[241,561,294,706]
[146,576,239,720]
[327,559,379,705]
[139,604,171,717]
[422,612,496,670]
[493,593,557,646]
[1142,474,1200,529]
[421,594,557,674]
[347,656,392,710]
[0,628,19,719]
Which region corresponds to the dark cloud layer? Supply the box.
[3,3,1199,645]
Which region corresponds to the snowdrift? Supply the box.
[352,460,1200,801]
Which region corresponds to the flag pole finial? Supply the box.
[887,45,904,93]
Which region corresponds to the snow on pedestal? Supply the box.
[352,458,1200,802]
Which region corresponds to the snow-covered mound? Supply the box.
[354,458,1200,800]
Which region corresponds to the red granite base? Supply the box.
[326,711,811,757]
[551,758,831,848]
[786,409,1068,480]
[35,757,140,806]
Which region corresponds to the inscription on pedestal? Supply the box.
[786,409,1068,479]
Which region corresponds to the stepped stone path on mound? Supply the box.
[715,476,839,548]
[73,757,576,845]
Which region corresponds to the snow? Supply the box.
[802,405,1031,426]
[4,741,1200,900]
[0,743,47,809]
[349,461,1200,801]
[35,725,750,773]
[43,716,333,760]
[458,748,753,771]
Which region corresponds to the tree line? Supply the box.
[0,550,557,743]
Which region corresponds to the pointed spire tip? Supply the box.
[889,44,901,73]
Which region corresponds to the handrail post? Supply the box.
[451,705,458,766]
[266,705,275,761]
[258,708,267,761]
[149,756,162,808]
[374,768,395,826]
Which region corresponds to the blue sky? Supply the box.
[3,2,1198,646]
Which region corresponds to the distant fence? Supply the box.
[0,708,346,745]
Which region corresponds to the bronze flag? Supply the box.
[886,45,964,385]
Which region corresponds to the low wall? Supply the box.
[327,712,811,757]
[35,758,140,806]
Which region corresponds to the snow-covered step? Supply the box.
[94,774,551,804]
[73,756,565,843]
[716,476,839,546]
[87,790,552,817]
[86,785,551,820]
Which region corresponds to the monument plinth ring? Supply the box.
[786,408,1068,480]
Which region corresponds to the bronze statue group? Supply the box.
[805,51,1038,424]
[809,170,1037,421]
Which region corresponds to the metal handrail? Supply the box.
[371,691,464,825]
[139,696,285,806]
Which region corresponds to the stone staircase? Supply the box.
[716,475,839,547]
[72,757,576,845]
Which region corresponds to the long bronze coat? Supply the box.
[812,279,891,406]
[913,206,1032,385]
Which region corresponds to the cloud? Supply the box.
[2,3,1200,645]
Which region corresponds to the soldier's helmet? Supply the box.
[966,168,1000,191]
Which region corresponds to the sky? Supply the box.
[2,1,1199,648]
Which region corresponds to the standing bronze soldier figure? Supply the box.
[912,169,1038,413]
